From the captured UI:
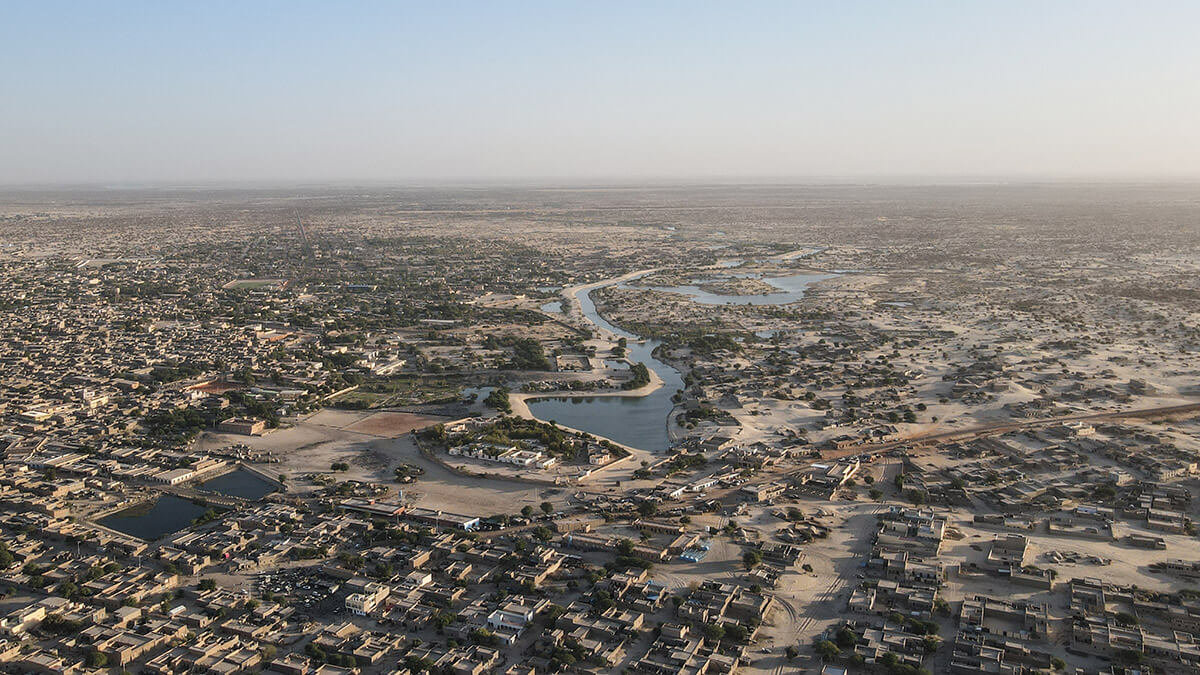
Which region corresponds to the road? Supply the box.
[818,401,1200,461]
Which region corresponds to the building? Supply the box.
[218,417,267,436]
[346,583,390,616]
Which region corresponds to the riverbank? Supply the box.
[558,267,662,335]
[519,266,684,453]
[508,364,666,419]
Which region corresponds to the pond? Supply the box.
[198,468,278,500]
[99,495,213,541]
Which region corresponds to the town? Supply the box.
[0,182,1198,675]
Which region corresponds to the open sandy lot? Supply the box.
[343,411,445,437]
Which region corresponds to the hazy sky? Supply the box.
[3,1,1199,184]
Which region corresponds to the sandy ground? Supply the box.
[508,368,665,419]
[380,435,558,515]
[342,411,444,437]
[196,411,563,516]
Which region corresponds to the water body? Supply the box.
[527,268,833,453]
[630,271,834,306]
[199,468,277,500]
[100,495,210,541]
[540,300,563,314]
[460,386,494,403]
[528,279,683,453]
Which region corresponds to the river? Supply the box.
[526,266,833,454]
[527,275,683,453]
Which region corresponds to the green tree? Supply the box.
[813,639,840,661]
[835,626,857,649]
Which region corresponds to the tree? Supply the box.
[869,488,883,501]
[1115,649,1145,665]
[87,651,109,667]
[813,639,840,661]
[520,505,534,518]
[198,578,217,591]
[1115,611,1139,627]
[540,501,554,515]
[702,623,725,643]
[432,611,456,630]
[835,626,857,649]
[1050,657,1066,671]
[637,501,658,517]
[742,549,763,570]
[725,624,748,643]
[484,387,512,413]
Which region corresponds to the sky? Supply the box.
[2,1,1199,185]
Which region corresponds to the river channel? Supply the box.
[526,269,831,453]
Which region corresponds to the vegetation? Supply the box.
[622,362,651,389]
[484,334,551,370]
[484,387,512,413]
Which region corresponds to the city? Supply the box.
[0,183,1198,674]
[3,2,1199,673]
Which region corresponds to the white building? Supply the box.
[345,582,390,616]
